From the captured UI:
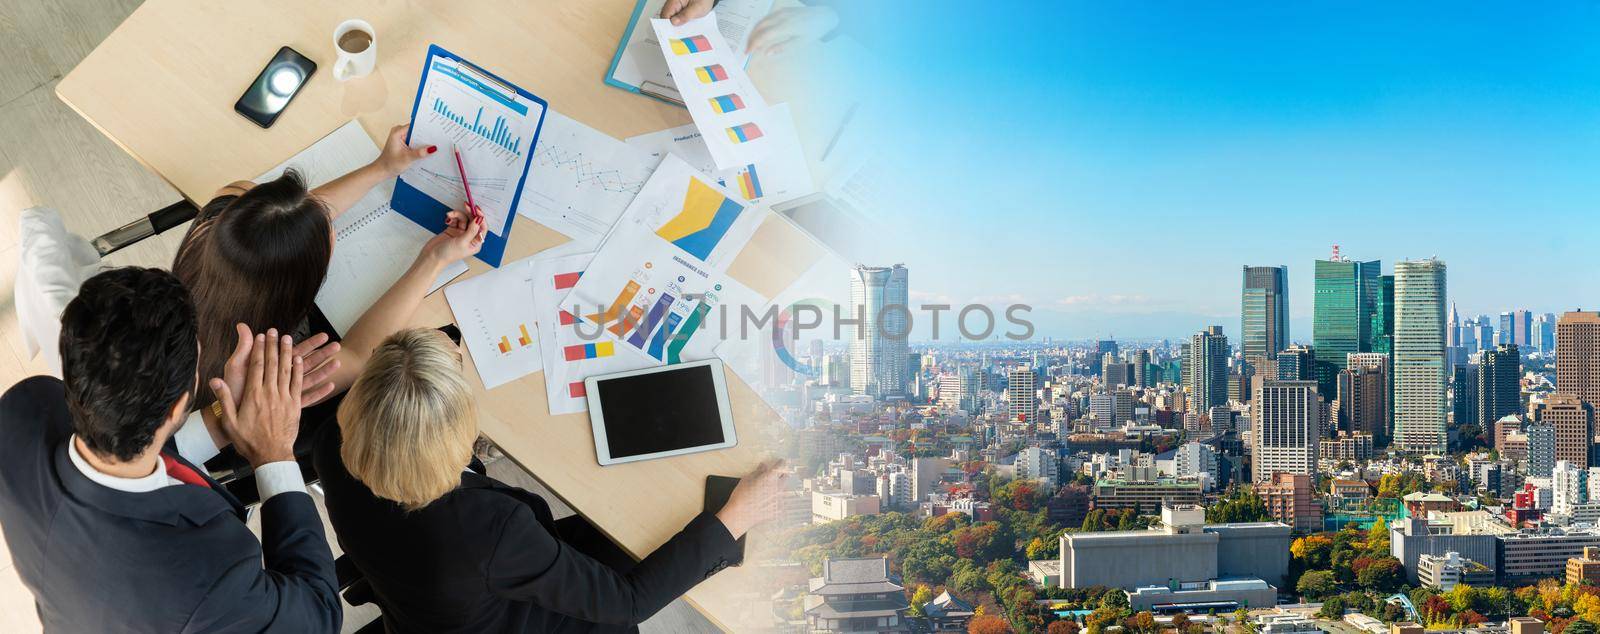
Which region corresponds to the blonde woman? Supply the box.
[312,328,784,633]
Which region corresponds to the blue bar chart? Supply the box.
[432,98,522,155]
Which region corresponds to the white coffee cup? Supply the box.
[332,19,377,81]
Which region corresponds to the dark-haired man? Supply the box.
[0,267,340,632]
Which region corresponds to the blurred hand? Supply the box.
[660,0,713,25]
[220,324,342,415]
[376,124,436,177]
[716,460,789,539]
[423,209,487,265]
[210,329,304,468]
[748,7,839,57]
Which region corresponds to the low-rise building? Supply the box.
[920,590,975,632]
[1027,560,1062,589]
[803,558,910,633]
[1568,546,1600,586]
[812,491,881,524]
[1256,472,1323,533]
[1091,477,1202,512]
[1417,551,1494,591]
[1500,527,1600,584]
[1059,504,1290,592]
[1126,578,1277,612]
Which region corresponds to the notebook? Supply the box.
[255,120,469,335]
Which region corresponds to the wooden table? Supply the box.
[58,1,830,629]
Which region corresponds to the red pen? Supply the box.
[452,145,483,223]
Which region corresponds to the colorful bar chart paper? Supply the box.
[736,164,763,200]
[563,341,615,361]
[694,64,729,84]
[669,35,712,55]
[725,122,763,144]
[553,271,582,289]
[709,94,746,114]
[655,178,745,261]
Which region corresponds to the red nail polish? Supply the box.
[427,146,438,154]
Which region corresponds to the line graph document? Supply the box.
[256,120,467,335]
[516,110,660,247]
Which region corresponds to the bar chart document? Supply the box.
[562,155,765,366]
[531,252,655,415]
[394,45,547,266]
[516,110,661,248]
[628,103,815,207]
[605,0,774,104]
[650,13,776,169]
[445,256,542,390]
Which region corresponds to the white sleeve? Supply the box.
[16,208,101,377]
[253,461,308,502]
[173,410,223,465]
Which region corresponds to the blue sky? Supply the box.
[835,2,1600,340]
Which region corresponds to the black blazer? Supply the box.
[312,422,743,633]
[0,376,341,633]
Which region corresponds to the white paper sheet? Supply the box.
[627,103,815,207]
[515,110,660,247]
[530,252,656,415]
[444,257,542,389]
[651,12,776,169]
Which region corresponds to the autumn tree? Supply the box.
[969,614,1012,634]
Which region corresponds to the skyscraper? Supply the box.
[1277,344,1315,382]
[1241,265,1289,371]
[848,264,909,397]
[1451,365,1479,429]
[1393,258,1447,454]
[1008,367,1038,424]
[1476,344,1521,430]
[1252,380,1319,483]
[1187,326,1229,413]
[1313,255,1380,394]
[1557,311,1600,407]
[1372,274,1395,355]
[1535,393,1593,469]
[1534,313,1557,356]
[1133,349,1151,388]
[1340,353,1390,444]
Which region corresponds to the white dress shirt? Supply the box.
[70,420,305,503]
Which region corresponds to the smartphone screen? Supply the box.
[235,46,316,128]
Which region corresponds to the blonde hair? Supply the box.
[338,328,477,510]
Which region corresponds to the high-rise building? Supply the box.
[1276,345,1315,382]
[1252,380,1320,483]
[1339,357,1388,443]
[1513,310,1533,347]
[1527,423,1557,478]
[1536,393,1594,469]
[1451,365,1479,429]
[1558,312,1600,407]
[1312,254,1380,394]
[1187,326,1229,413]
[1103,352,1130,388]
[848,265,909,397]
[1477,344,1521,431]
[1241,265,1289,371]
[1008,367,1038,424]
[1372,274,1395,355]
[1095,340,1119,376]
[1133,349,1151,388]
[1348,352,1393,446]
[1393,258,1447,454]
[1535,313,1558,356]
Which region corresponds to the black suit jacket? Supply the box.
[312,422,742,633]
[0,376,342,633]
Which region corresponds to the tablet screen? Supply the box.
[594,364,725,459]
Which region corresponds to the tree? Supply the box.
[1123,611,1158,634]
[1047,621,1080,634]
[1296,570,1338,600]
[1356,557,1404,593]
[907,585,933,618]
[1206,488,1271,523]
[1291,535,1334,568]
[969,614,1012,634]
[1318,596,1346,619]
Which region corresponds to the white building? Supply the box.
[1251,380,1319,483]
[848,265,909,398]
[812,491,881,524]
[1393,258,1447,453]
[1008,368,1038,424]
[1528,423,1557,478]
[1173,442,1220,491]
[1016,446,1060,489]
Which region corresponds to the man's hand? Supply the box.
[220,323,341,412]
[716,460,789,539]
[748,7,839,57]
[660,0,713,25]
[376,124,436,177]
[209,329,304,468]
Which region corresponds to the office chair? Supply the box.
[89,199,199,257]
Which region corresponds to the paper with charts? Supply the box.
[651,13,777,170]
[531,252,656,415]
[256,120,467,335]
[444,257,542,390]
[627,103,814,207]
[397,53,543,259]
[562,154,765,369]
[516,110,660,248]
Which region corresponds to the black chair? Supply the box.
[90,199,199,257]
[337,555,385,633]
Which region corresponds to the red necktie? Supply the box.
[160,453,212,489]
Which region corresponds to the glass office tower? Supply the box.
[1313,257,1380,395]
[1240,265,1289,372]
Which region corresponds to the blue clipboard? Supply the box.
[393,44,548,267]
[603,0,686,107]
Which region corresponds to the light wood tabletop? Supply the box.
[58,1,831,630]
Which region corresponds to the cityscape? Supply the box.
[752,253,1589,634]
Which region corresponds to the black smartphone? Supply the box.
[234,46,316,128]
[705,475,747,552]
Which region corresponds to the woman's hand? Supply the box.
[376,124,437,177]
[660,0,713,25]
[422,208,487,265]
[748,7,839,57]
[716,460,789,539]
